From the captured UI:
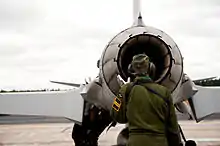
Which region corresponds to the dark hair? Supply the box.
[97,60,100,68]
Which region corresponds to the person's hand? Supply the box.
[117,75,126,86]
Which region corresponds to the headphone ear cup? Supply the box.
[149,63,156,80]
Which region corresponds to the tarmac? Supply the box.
[0,114,220,146]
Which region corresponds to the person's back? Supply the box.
[111,54,181,146]
[126,77,173,146]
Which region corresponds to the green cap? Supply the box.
[131,54,150,75]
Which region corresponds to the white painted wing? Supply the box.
[190,85,220,122]
[0,89,84,124]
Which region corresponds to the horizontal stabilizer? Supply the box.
[193,76,216,83]
[50,80,82,87]
[189,86,220,122]
[0,89,84,125]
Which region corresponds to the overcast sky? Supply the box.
[0,0,219,90]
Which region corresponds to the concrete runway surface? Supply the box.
[0,115,220,146]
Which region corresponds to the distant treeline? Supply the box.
[0,89,63,93]
[1,78,219,93]
[194,78,220,86]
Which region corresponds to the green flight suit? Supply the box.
[111,76,181,146]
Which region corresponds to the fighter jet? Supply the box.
[1,0,220,145]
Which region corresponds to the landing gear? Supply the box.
[71,102,113,146]
[72,122,98,146]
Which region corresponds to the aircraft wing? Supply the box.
[50,80,82,87]
[0,89,84,125]
[188,85,220,122]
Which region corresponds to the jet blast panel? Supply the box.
[117,34,171,82]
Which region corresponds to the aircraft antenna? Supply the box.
[133,0,145,26]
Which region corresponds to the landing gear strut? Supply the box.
[72,102,113,146]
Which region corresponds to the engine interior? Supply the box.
[117,34,172,83]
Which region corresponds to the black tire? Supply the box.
[185,140,197,146]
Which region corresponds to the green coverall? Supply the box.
[111,76,181,146]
